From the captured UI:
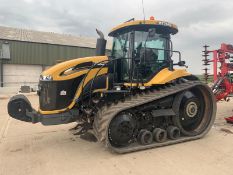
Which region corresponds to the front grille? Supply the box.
[38,76,84,111]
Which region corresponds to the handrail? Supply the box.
[79,59,109,105]
[88,58,132,106]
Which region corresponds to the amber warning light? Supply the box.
[150,16,155,20]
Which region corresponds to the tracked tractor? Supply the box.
[8,17,216,153]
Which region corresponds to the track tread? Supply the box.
[93,80,216,153]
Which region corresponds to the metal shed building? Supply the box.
[0,26,111,90]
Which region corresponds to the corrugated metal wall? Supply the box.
[0,40,96,66]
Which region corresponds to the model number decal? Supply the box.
[158,21,172,27]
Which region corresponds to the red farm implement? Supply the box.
[203,43,233,123]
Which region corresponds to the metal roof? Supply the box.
[0,26,112,49]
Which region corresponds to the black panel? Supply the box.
[74,62,93,69]
[39,75,84,111]
[82,74,107,95]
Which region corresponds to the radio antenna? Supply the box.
[141,0,146,21]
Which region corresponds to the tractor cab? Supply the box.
[107,17,180,84]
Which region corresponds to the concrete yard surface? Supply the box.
[1,95,233,175]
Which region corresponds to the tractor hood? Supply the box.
[40,56,108,81]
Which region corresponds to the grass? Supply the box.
[195,74,213,83]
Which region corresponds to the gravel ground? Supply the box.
[1,95,233,175]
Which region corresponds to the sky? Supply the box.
[0,0,232,74]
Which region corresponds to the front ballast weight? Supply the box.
[8,94,79,125]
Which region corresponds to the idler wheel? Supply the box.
[108,112,137,147]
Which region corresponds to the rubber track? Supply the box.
[93,80,216,153]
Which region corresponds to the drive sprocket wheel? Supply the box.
[173,85,214,136]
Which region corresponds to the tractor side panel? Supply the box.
[145,68,191,85]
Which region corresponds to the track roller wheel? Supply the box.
[167,126,180,140]
[153,128,167,143]
[137,129,153,145]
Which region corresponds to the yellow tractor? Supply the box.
[8,17,216,153]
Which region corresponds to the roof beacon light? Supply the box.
[150,16,155,20]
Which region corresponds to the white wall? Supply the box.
[3,64,42,88]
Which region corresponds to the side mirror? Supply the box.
[178,61,186,66]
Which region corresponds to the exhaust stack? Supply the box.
[95,29,106,56]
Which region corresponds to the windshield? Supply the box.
[111,30,169,82]
[135,31,167,62]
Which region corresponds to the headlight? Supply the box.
[39,75,53,81]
